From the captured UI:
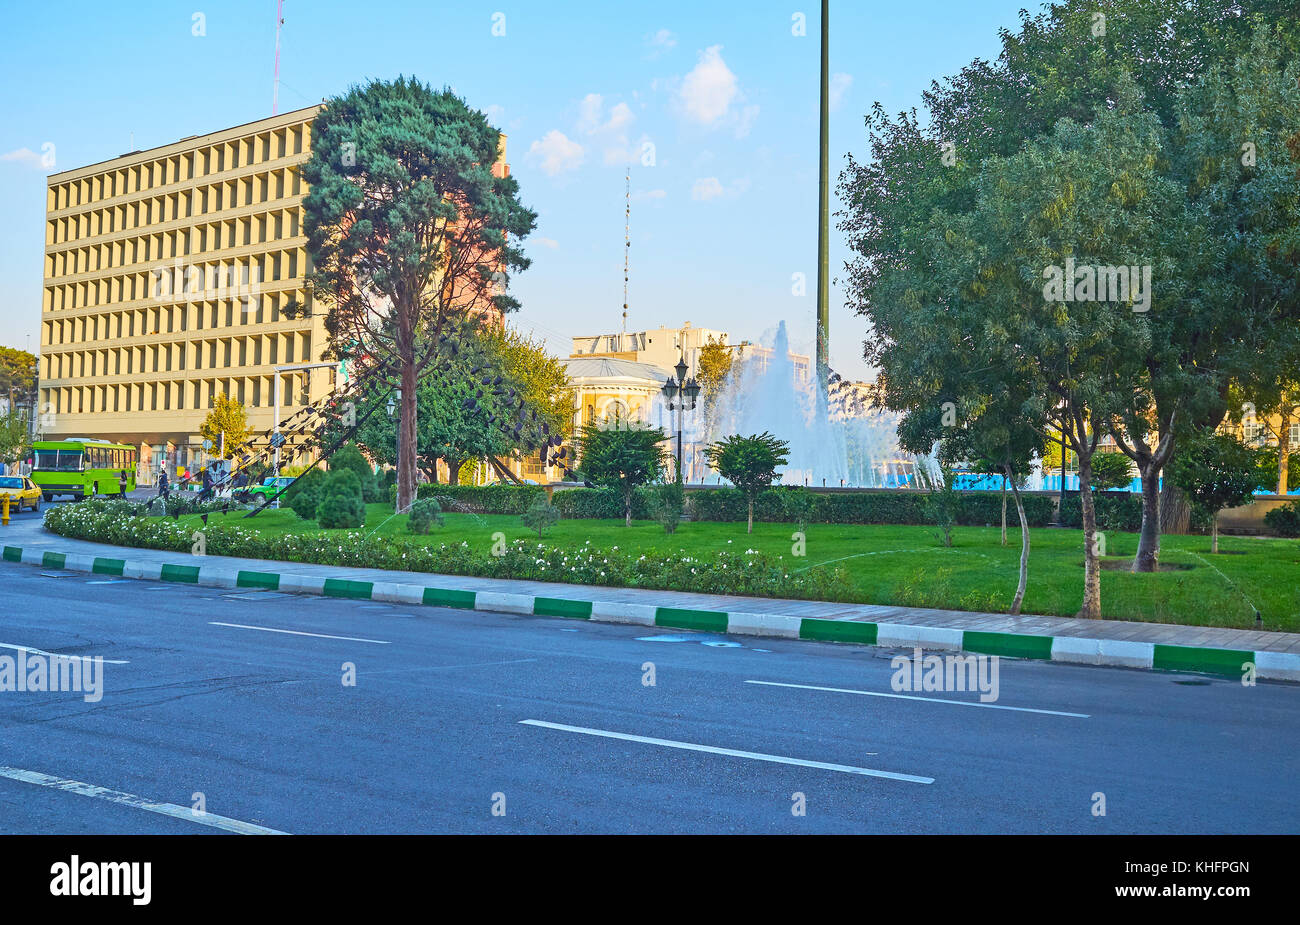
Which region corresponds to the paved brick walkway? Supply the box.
[5,516,1298,654]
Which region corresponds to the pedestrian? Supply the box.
[118,470,128,497]
[200,467,214,502]
[157,468,170,500]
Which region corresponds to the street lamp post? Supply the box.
[660,356,701,483]
[386,387,402,497]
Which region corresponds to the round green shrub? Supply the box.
[289,486,321,521]
[329,444,381,503]
[316,469,366,529]
[408,498,444,534]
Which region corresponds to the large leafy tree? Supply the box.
[705,431,791,534]
[0,409,31,467]
[577,424,668,527]
[334,323,570,485]
[696,336,736,435]
[0,347,37,412]
[856,100,1165,618]
[841,2,1299,579]
[1107,27,1300,560]
[302,78,538,510]
[199,393,251,458]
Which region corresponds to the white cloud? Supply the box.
[577,93,604,134]
[576,95,641,166]
[526,130,584,176]
[691,177,725,201]
[691,176,749,201]
[644,28,677,58]
[829,73,853,111]
[1,148,45,169]
[604,102,634,133]
[631,188,667,202]
[579,94,634,136]
[535,237,560,249]
[481,104,506,125]
[603,132,654,166]
[734,104,760,139]
[677,45,739,127]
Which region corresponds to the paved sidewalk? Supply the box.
[4,515,1297,656]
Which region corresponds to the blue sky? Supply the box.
[0,0,1031,380]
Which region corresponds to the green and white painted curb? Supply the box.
[5,543,1298,682]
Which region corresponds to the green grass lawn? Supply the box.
[177,503,1300,631]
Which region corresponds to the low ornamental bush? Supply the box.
[316,470,366,529]
[43,500,849,603]
[1263,499,1300,538]
[407,498,444,534]
[520,495,560,538]
[645,480,685,534]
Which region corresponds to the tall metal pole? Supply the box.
[815,0,830,410]
[677,400,684,483]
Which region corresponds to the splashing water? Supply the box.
[660,320,935,488]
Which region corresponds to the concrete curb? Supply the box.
[5,542,1297,682]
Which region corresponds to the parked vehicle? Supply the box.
[0,475,42,512]
[30,439,138,501]
[247,476,296,499]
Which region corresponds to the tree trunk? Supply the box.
[1077,452,1102,620]
[625,483,633,527]
[396,363,418,512]
[1007,465,1029,616]
[1159,481,1191,534]
[1211,517,1219,554]
[1000,476,1007,546]
[1279,409,1291,495]
[1132,462,1161,572]
[747,497,754,534]
[446,457,462,486]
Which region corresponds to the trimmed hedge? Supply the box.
[409,484,1059,526]
[413,483,542,514]
[1058,493,1144,532]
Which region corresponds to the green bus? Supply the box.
[30,439,139,501]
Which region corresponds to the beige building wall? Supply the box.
[39,106,330,478]
[570,321,810,386]
[571,321,727,374]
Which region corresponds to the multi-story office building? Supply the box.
[40,105,331,479]
[40,104,513,481]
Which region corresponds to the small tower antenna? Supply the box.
[272,0,285,115]
[623,167,630,336]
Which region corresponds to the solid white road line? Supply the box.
[745,679,1090,718]
[0,766,287,835]
[519,719,933,784]
[0,642,129,665]
[208,622,391,644]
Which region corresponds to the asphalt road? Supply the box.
[0,544,1296,835]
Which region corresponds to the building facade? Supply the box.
[570,321,809,385]
[40,105,329,480]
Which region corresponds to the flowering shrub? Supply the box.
[45,500,849,602]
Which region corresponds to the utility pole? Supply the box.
[815,0,830,413]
